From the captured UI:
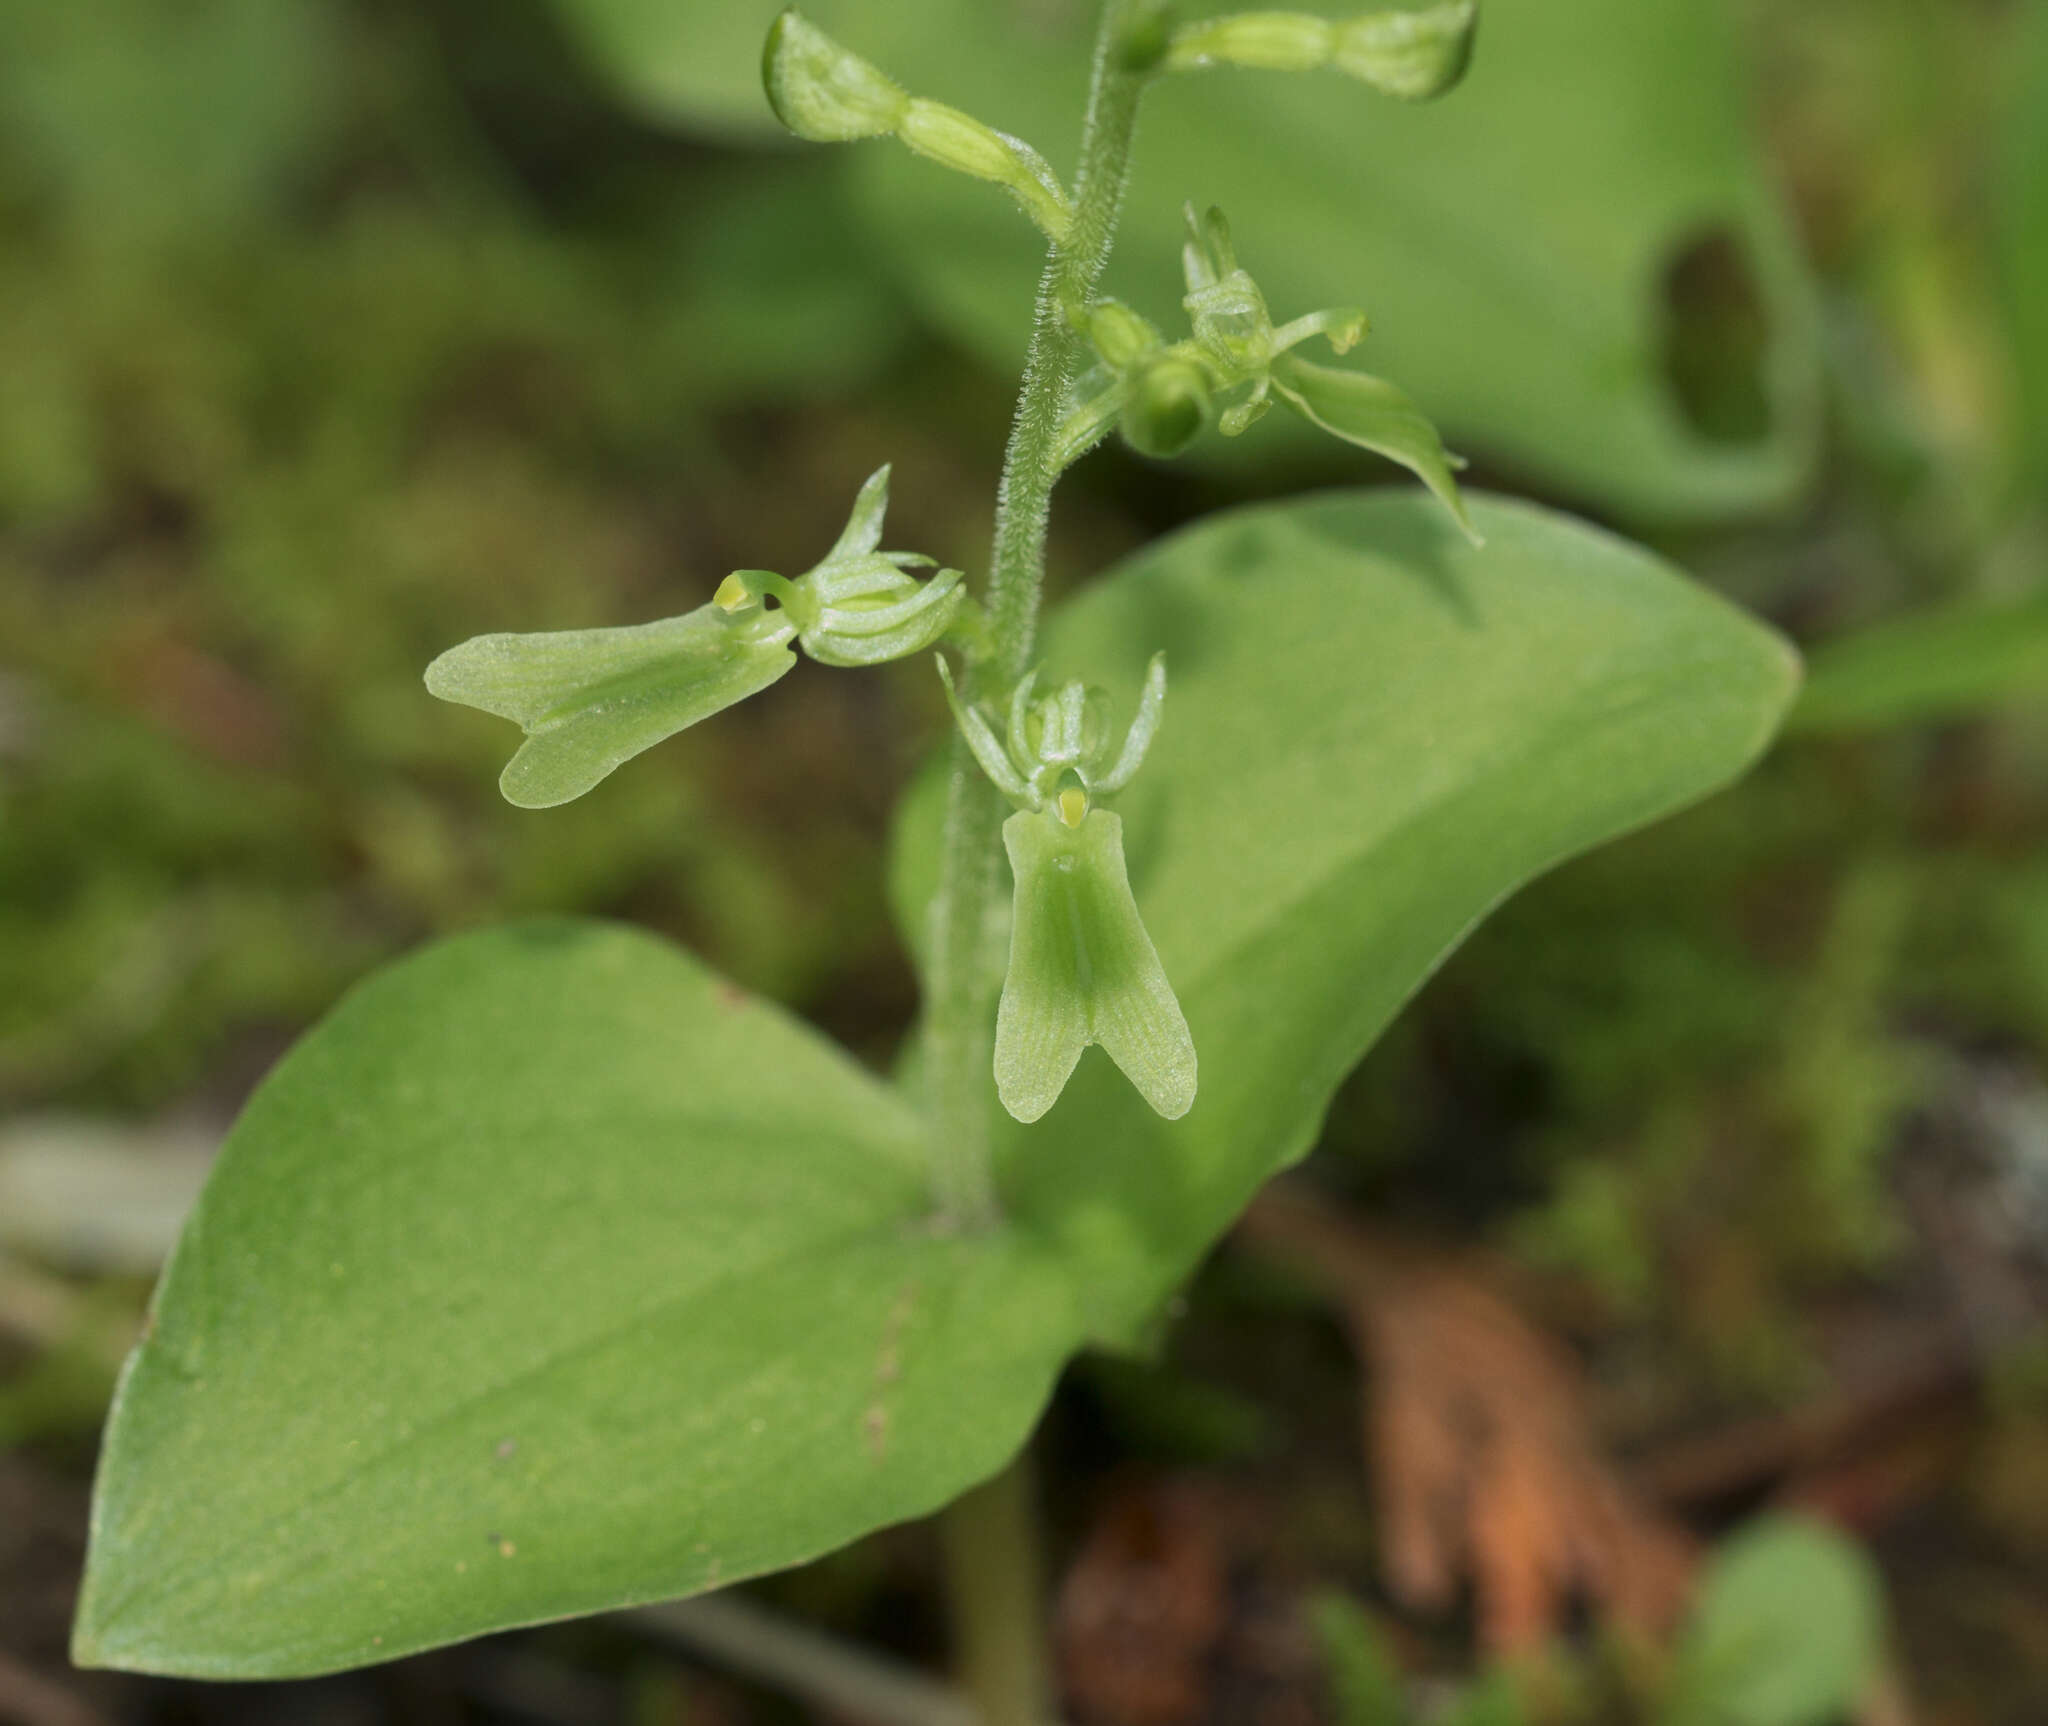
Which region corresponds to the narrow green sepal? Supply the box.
[1271,354,1480,544]
[996,808,1197,1124]
[426,608,797,809]
[792,464,970,666]
[1181,202,1241,295]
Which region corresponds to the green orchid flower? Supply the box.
[940,653,1196,1124]
[427,466,966,808]
[1054,206,1479,545]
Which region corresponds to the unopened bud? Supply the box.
[898,101,1072,240]
[1167,11,1334,74]
[1164,2,1476,101]
[1334,1,1477,101]
[1121,356,1213,459]
[762,9,909,142]
[1087,300,1163,372]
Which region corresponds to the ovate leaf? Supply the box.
[893,492,1799,1333]
[74,923,1081,1675]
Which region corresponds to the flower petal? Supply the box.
[426,607,795,809]
[996,809,1197,1123]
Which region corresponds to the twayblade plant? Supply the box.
[72,4,1801,1719]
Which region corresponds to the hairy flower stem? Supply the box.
[925,0,1148,1232]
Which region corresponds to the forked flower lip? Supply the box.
[941,651,1194,1123]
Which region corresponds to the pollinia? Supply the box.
[430,0,1480,1130]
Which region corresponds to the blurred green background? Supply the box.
[1,1,2044,1722]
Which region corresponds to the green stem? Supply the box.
[937,1455,1052,1726]
[924,0,1150,1231]
[925,11,1151,1719]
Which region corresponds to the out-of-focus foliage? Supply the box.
[551,0,1824,523]
[0,0,921,1115]
[1668,1518,1884,1726]
[0,0,339,249]
[1793,593,2048,732]
[1999,0,2048,495]
[553,0,790,140]
[1310,1518,1883,1726]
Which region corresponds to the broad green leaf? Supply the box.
[425,608,796,809]
[1273,354,1478,542]
[893,492,1798,1331]
[74,922,1082,1676]
[823,0,1819,522]
[1669,1518,1884,1726]
[1790,594,2048,733]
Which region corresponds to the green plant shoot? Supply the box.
[71,6,1806,1715]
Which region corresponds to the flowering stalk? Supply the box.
[921,0,1159,1231]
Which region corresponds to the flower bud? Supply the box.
[1334,0,1477,101]
[1121,355,1214,458]
[1086,300,1163,373]
[1163,2,1476,102]
[762,9,909,142]
[898,101,1072,241]
[1167,11,1334,74]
